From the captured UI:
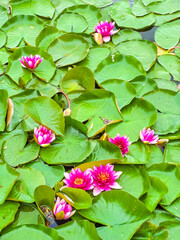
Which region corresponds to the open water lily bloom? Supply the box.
[19,54,43,71]
[95,20,118,42]
[91,163,122,196]
[109,134,131,157]
[53,197,75,220]
[63,168,94,191]
[140,127,159,144]
[34,125,55,147]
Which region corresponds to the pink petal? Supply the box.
[93,186,103,196]
[103,36,111,42]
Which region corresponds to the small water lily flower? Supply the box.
[140,127,159,144]
[109,134,131,157]
[63,168,94,191]
[90,163,122,196]
[95,20,118,43]
[53,197,75,220]
[19,54,43,71]
[34,125,55,147]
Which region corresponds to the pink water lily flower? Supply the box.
[90,163,122,196]
[109,134,131,157]
[19,54,43,71]
[95,20,118,42]
[140,127,159,144]
[34,125,55,147]
[53,197,75,220]
[63,168,94,191]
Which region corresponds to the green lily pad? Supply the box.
[106,98,157,142]
[2,203,45,233]
[23,96,65,135]
[101,79,136,109]
[34,185,55,220]
[0,224,62,240]
[132,222,169,240]
[6,46,56,84]
[147,62,171,81]
[0,201,20,232]
[55,220,101,240]
[65,4,102,33]
[158,55,180,81]
[71,89,123,137]
[0,89,8,131]
[164,141,180,164]
[94,53,146,84]
[112,29,142,45]
[48,34,89,67]
[55,12,88,33]
[0,6,8,28]
[40,117,96,164]
[81,0,112,8]
[36,26,64,51]
[7,167,46,203]
[108,1,155,30]
[0,29,6,48]
[80,190,151,225]
[2,132,40,167]
[27,159,65,187]
[140,176,168,212]
[159,221,180,240]
[147,0,180,14]
[76,46,110,72]
[85,140,123,163]
[132,0,150,17]
[162,197,180,218]
[147,163,180,205]
[115,164,150,198]
[0,75,23,96]
[2,15,45,48]
[130,76,157,97]
[60,66,95,93]
[155,19,180,49]
[58,187,92,209]
[0,163,19,204]
[116,40,157,71]
[10,0,55,18]
[143,89,180,115]
[152,112,180,135]
[7,90,39,131]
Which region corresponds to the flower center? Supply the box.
[117,143,123,149]
[74,178,84,185]
[98,172,110,182]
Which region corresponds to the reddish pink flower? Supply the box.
[90,163,122,196]
[95,20,118,42]
[53,197,75,220]
[34,125,55,147]
[140,127,159,144]
[19,54,43,71]
[109,134,131,157]
[63,168,94,191]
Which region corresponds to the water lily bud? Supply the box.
[156,139,169,146]
[94,33,103,45]
[63,108,71,116]
[140,128,159,144]
[19,54,43,71]
[100,133,109,141]
[53,197,75,220]
[34,125,55,147]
